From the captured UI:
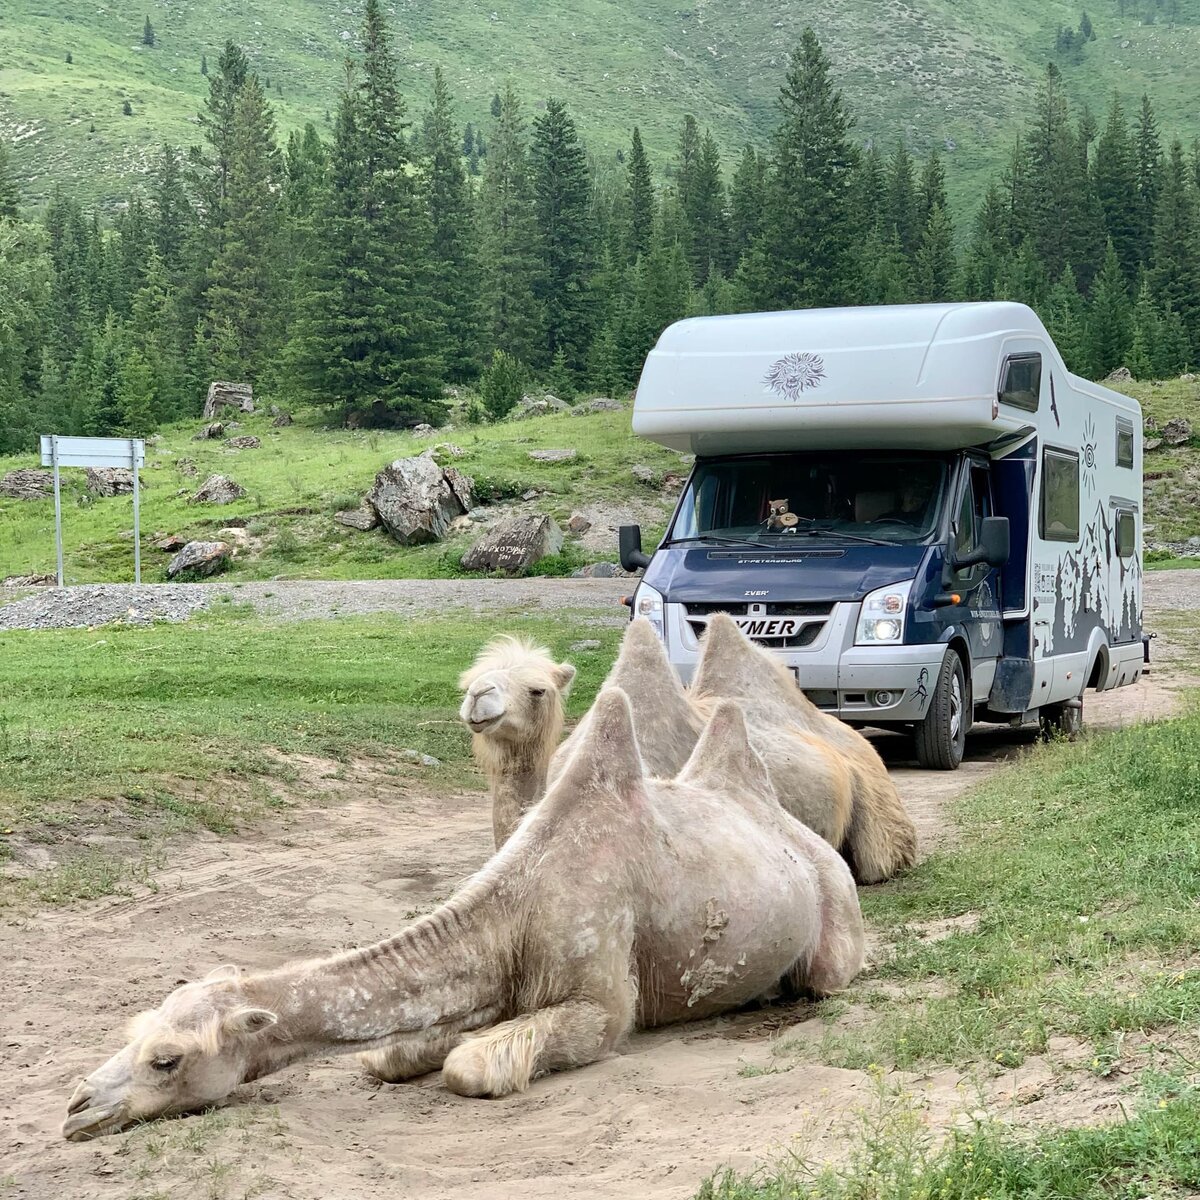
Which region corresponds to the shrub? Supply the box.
[479,350,529,422]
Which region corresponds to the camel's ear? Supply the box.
[204,964,244,983]
[556,686,644,797]
[554,662,577,695]
[222,1007,278,1037]
[679,699,772,798]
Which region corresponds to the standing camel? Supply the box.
[63,692,864,1140]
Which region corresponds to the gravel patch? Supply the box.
[0,585,215,630]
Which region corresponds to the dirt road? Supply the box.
[1,573,1194,1200]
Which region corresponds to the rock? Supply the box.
[1145,437,1163,451]
[528,448,577,463]
[176,457,198,477]
[467,506,491,523]
[567,512,592,535]
[661,472,685,492]
[1161,417,1193,445]
[1181,373,1197,383]
[271,411,294,428]
[85,467,138,497]
[401,750,440,767]
[193,421,224,441]
[2,573,56,587]
[191,474,247,505]
[202,381,254,419]
[411,423,437,437]
[334,504,380,532]
[571,562,637,579]
[156,535,187,552]
[631,464,658,487]
[225,435,261,450]
[573,397,623,414]
[448,514,474,534]
[569,639,603,652]
[366,455,473,545]
[1104,367,1133,383]
[1,469,54,500]
[461,513,564,575]
[1144,415,1159,432]
[513,393,570,420]
[166,540,232,579]
[521,488,541,501]
[217,527,251,552]
[422,442,465,462]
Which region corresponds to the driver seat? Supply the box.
[854,490,896,523]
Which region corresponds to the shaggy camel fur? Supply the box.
[692,614,918,884]
[63,692,864,1141]
[457,635,576,847]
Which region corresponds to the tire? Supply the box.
[914,650,969,770]
[1040,696,1083,741]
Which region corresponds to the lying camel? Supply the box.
[692,614,917,884]
[63,691,864,1141]
[457,634,576,848]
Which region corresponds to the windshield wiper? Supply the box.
[800,528,896,547]
[660,534,777,550]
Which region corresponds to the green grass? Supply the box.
[0,400,681,583]
[0,608,622,904]
[697,1083,1200,1200]
[771,702,1200,1077]
[4,0,1200,213]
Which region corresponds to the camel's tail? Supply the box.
[841,764,918,885]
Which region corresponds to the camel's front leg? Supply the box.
[358,1030,463,1083]
[441,997,628,1098]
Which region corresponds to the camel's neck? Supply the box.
[241,882,513,1070]
[482,736,552,846]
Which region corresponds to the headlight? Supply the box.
[633,581,665,641]
[855,579,914,646]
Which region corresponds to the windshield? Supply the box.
[670,453,951,547]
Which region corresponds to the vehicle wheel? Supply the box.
[914,651,969,770]
[1039,696,1083,741]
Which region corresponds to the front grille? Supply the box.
[683,601,833,649]
[682,601,834,618]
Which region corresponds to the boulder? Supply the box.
[567,512,592,535]
[193,421,225,441]
[513,393,570,420]
[461,513,564,575]
[334,504,380,532]
[1104,367,1133,383]
[203,381,255,419]
[1162,417,1193,445]
[411,423,437,437]
[1145,437,1164,451]
[85,467,137,496]
[192,474,247,505]
[156,535,187,552]
[573,397,623,414]
[271,411,293,428]
[571,562,637,579]
[631,464,658,487]
[175,457,198,477]
[528,448,577,463]
[366,455,474,545]
[217,526,251,553]
[2,573,56,587]
[0,469,54,499]
[225,435,261,450]
[166,540,232,579]
[421,442,465,461]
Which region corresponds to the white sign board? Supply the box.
[41,435,145,470]
[38,435,146,586]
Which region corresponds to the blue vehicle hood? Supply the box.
[643,544,931,604]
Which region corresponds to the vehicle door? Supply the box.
[951,459,1003,690]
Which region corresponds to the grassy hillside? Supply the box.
[3,0,1200,211]
[0,400,684,583]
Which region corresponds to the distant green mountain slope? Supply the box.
[3,0,1200,209]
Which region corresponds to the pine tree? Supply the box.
[204,76,282,378]
[729,144,765,267]
[1044,266,1089,374]
[1135,93,1164,268]
[200,53,208,76]
[1092,95,1140,280]
[1156,303,1191,374]
[478,83,543,365]
[748,30,859,311]
[1149,140,1200,354]
[626,126,655,263]
[118,347,156,433]
[0,141,19,219]
[1128,277,1161,380]
[913,203,956,302]
[531,97,593,371]
[424,67,482,381]
[142,16,155,47]
[84,314,126,436]
[885,142,919,256]
[65,51,72,64]
[918,148,948,225]
[122,99,133,117]
[1086,239,1133,375]
[682,130,728,284]
[199,41,250,211]
[130,249,186,419]
[151,143,191,279]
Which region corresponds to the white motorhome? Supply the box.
[620,302,1144,769]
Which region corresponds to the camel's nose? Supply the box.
[67,1081,94,1115]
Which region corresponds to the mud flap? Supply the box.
[988,656,1034,714]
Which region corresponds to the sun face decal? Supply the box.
[764,353,827,401]
[1081,413,1097,494]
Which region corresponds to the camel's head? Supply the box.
[458,635,576,745]
[63,966,278,1141]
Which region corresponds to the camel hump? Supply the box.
[692,612,797,705]
[553,686,645,798]
[678,699,772,799]
[609,618,682,693]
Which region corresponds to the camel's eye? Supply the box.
[151,1054,182,1073]
[529,688,546,698]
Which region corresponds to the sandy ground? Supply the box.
[1,580,1194,1200]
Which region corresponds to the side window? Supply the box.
[999,354,1041,413]
[1115,508,1136,558]
[1116,417,1134,469]
[953,477,975,556]
[1040,448,1080,542]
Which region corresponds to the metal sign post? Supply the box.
[39,435,146,586]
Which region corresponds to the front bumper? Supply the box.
[664,600,942,722]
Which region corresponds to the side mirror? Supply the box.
[619,524,651,571]
[953,515,1010,570]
